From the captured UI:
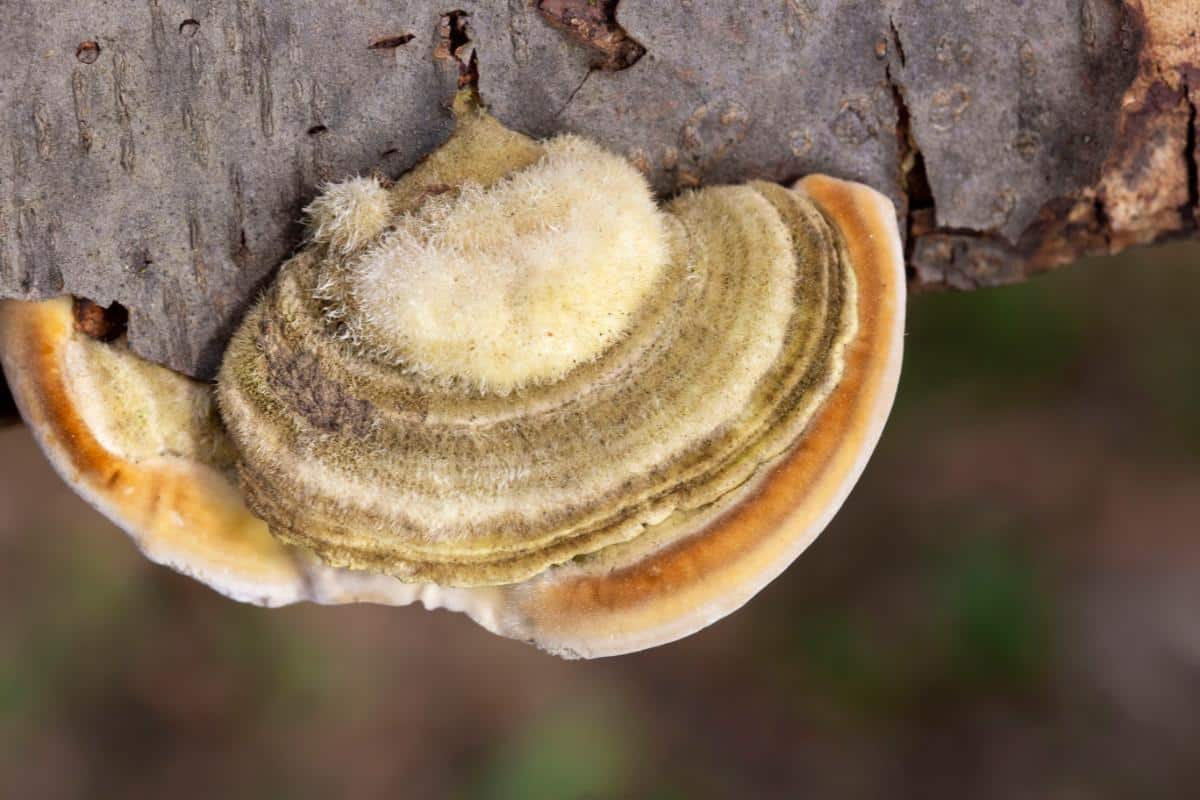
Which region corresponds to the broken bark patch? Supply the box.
[537,0,645,71]
[73,298,129,343]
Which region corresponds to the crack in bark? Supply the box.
[888,17,906,68]
[435,10,478,89]
[1093,195,1112,250]
[885,17,932,277]
[553,68,594,120]
[369,34,415,50]
[1185,80,1198,223]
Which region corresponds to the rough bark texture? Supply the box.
[1,1,1196,381]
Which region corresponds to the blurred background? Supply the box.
[1,241,1197,799]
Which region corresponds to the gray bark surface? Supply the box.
[1,1,1195,380]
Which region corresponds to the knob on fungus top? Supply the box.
[0,93,906,658]
[318,137,671,394]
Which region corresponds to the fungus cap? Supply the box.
[0,98,905,658]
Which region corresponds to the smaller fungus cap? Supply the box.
[0,296,500,618]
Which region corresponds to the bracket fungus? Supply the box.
[0,94,905,658]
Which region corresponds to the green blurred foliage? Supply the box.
[466,703,637,800]
[0,527,142,728]
[758,523,1052,724]
[900,279,1090,411]
[925,527,1051,697]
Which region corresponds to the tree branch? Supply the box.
[0,1,1195,380]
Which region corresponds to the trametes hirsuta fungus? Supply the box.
[0,93,905,658]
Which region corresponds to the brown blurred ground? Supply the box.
[1,242,1198,799]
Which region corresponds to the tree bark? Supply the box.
[0,0,1196,386]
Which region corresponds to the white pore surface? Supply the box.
[346,136,670,394]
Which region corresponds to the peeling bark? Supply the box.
[0,1,1196,380]
[537,0,646,70]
